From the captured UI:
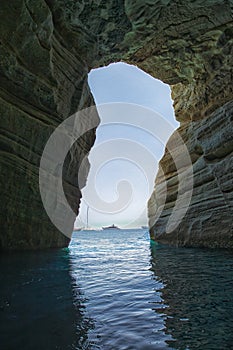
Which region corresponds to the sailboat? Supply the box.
[73,206,90,231]
[84,205,93,230]
[73,227,83,232]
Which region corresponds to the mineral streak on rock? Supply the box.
[0,0,232,249]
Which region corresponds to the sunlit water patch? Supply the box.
[70,229,171,349]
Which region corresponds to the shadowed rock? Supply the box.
[0,0,232,249]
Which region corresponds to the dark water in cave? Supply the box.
[0,229,233,349]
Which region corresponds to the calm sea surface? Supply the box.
[0,229,233,349]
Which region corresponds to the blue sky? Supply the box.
[74,62,178,229]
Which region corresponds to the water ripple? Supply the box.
[69,229,233,350]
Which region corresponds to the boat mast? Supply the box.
[86,206,89,229]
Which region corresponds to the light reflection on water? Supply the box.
[69,229,233,349]
[0,229,233,349]
[70,229,171,350]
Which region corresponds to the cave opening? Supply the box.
[74,62,178,230]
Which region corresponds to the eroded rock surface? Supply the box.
[0,0,98,249]
[0,0,232,249]
[148,100,233,248]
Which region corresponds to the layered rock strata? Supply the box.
[0,0,98,249]
[0,0,232,249]
[148,101,233,248]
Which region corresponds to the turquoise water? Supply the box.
[0,229,233,349]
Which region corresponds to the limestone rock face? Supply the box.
[0,0,232,249]
[148,101,233,248]
[0,0,98,249]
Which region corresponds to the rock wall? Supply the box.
[148,100,233,248]
[0,0,232,249]
[0,0,98,249]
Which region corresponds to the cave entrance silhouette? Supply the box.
[73,63,178,231]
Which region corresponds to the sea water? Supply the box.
[0,229,233,349]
